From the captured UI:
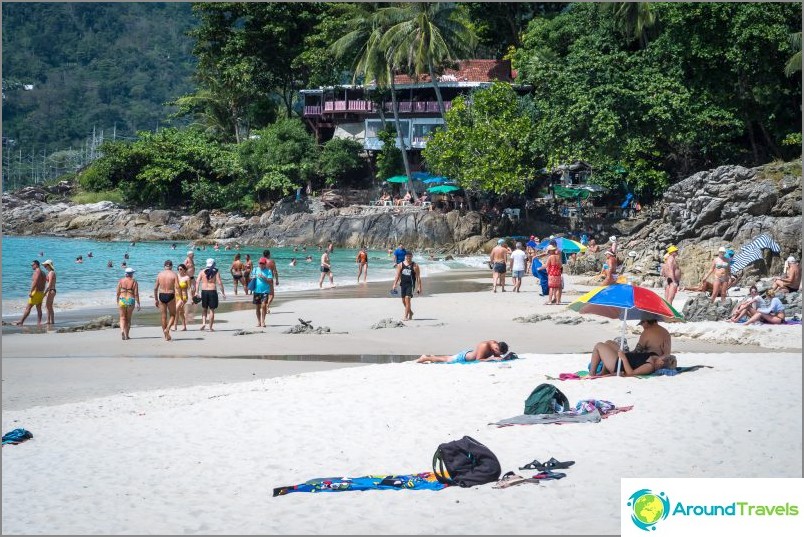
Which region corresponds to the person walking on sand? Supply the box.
[171,263,191,331]
[663,245,681,304]
[41,260,57,326]
[183,251,196,294]
[251,257,274,328]
[15,260,47,326]
[154,260,179,341]
[356,246,368,283]
[243,254,254,295]
[543,244,563,305]
[416,340,509,363]
[509,242,528,293]
[490,239,509,292]
[116,267,140,340]
[392,251,422,321]
[230,253,245,295]
[262,249,279,312]
[196,258,226,331]
[319,250,335,288]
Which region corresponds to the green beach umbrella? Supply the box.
[385,175,410,184]
[427,184,461,194]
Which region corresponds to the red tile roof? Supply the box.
[393,59,513,85]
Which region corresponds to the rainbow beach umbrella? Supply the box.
[567,283,684,375]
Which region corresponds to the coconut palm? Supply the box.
[380,2,477,120]
[330,5,418,200]
[604,2,657,49]
[785,31,801,77]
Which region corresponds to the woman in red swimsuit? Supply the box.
[545,244,563,305]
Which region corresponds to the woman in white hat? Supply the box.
[700,246,732,302]
[42,259,57,326]
[116,267,141,340]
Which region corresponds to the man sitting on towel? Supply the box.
[416,340,510,363]
[588,319,675,377]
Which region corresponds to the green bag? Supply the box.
[524,383,570,415]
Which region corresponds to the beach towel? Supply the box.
[490,409,603,427]
[2,428,33,445]
[730,234,781,274]
[273,472,447,496]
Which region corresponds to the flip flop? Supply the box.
[492,471,540,489]
[532,470,567,481]
[518,459,546,471]
[543,457,575,470]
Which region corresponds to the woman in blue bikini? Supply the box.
[116,267,141,340]
[416,340,509,363]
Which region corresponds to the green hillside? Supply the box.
[2,2,198,149]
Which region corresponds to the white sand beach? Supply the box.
[2,272,802,534]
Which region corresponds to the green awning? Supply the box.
[553,185,591,200]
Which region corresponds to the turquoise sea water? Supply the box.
[1,236,487,317]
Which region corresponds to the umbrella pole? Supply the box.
[616,309,628,377]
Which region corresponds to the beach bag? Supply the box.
[524,383,570,415]
[432,436,501,487]
[247,269,257,292]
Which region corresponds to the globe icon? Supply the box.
[633,494,664,525]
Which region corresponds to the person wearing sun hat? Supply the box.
[41,259,58,325]
[599,250,618,286]
[700,245,732,303]
[663,245,681,304]
[195,258,226,331]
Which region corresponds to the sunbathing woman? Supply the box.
[727,285,764,322]
[699,247,732,302]
[416,340,510,363]
[588,319,675,377]
[742,290,786,325]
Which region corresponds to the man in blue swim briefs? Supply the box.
[416,340,509,363]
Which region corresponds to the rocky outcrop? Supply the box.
[615,160,801,286]
[1,188,503,251]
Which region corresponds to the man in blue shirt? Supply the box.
[252,257,274,328]
[393,243,407,267]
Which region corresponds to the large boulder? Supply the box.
[179,210,212,237]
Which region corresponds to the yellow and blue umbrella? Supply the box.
[537,237,586,254]
[567,283,684,375]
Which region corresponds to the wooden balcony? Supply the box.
[306,100,452,117]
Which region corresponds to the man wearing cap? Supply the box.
[772,256,801,293]
[154,260,180,341]
[663,245,681,304]
[252,257,274,327]
[490,239,509,292]
[42,260,57,325]
[14,260,47,326]
[195,258,226,331]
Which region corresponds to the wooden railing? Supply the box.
[306,100,452,116]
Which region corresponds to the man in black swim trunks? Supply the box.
[154,260,179,341]
[195,258,226,331]
[391,251,422,321]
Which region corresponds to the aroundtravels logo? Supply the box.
[627,489,671,531]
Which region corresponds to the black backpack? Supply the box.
[432,436,501,487]
[524,383,571,415]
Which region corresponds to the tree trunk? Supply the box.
[428,61,447,121]
[746,120,760,164]
[389,78,418,202]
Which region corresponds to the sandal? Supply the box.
[543,457,575,470]
[532,470,567,481]
[492,471,540,489]
[519,459,546,471]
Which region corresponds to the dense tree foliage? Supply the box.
[423,83,541,199]
[511,1,801,196]
[2,2,197,149]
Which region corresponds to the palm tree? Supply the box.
[785,31,801,77]
[330,5,418,200]
[380,2,477,120]
[604,2,657,49]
